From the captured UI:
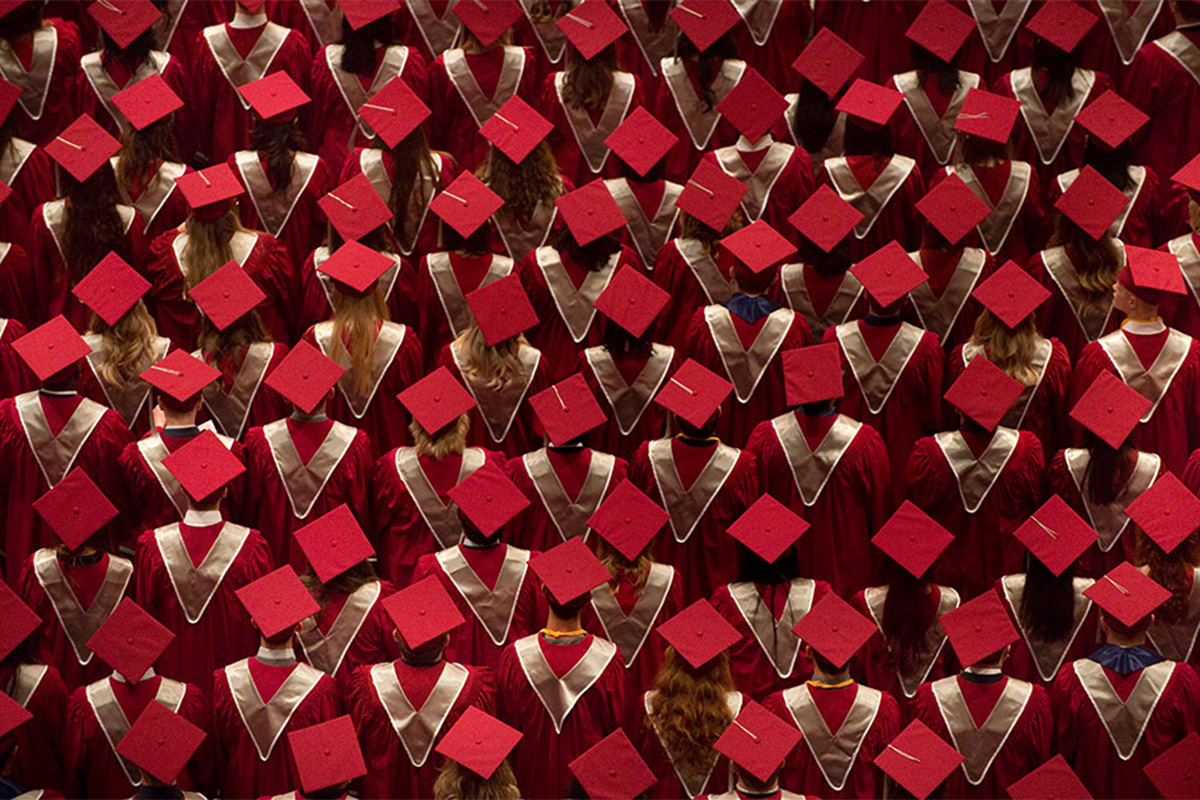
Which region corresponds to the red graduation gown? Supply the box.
[929,162,1048,271]
[133,521,273,695]
[227,150,333,273]
[630,689,743,800]
[611,0,678,95]
[1052,657,1200,800]
[906,428,1045,599]
[65,674,210,800]
[264,0,343,55]
[994,574,1102,687]
[194,342,290,441]
[816,154,926,263]
[0,315,34,400]
[888,69,982,178]
[1125,26,1200,191]
[347,660,495,800]
[295,245,420,338]
[73,51,190,141]
[1049,163,1183,249]
[654,57,748,181]
[578,345,678,462]
[541,70,645,189]
[1027,245,1123,361]
[243,419,374,569]
[145,229,297,351]
[4,662,67,793]
[0,19,82,146]
[495,633,627,800]
[415,251,514,369]
[763,682,900,800]
[900,247,995,356]
[747,412,891,595]
[0,140,53,251]
[1162,231,1200,340]
[811,0,922,84]
[733,0,810,93]
[701,139,815,245]
[911,674,1053,800]
[211,658,342,800]
[298,582,399,695]
[652,238,738,354]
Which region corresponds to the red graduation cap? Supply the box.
[188,261,266,330]
[1075,89,1149,150]
[339,0,400,30]
[1012,494,1098,577]
[175,164,244,213]
[1125,472,1200,554]
[262,339,346,414]
[453,0,523,48]
[653,359,733,429]
[358,75,431,149]
[787,183,864,253]
[480,95,553,164]
[235,566,321,639]
[381,575,465,649]
[529,537,612,606]
[720,219,796,274]
[397,366,476,435]
[872,500,955,578]
[287,716,368,794]
[528,372,607,446]
[850,240,929,309]
[0,180,10,209]
[238,71,310,122]
[972,261,1051,328]
[293,504,375,584]
[45,114,121,183]
[940,590,1019,668]
[1068,369,1150,449]
[446,460,531,537]
[71,251,151,326]
[716,65,788,143]
[876,720,965,800]
[429,171,505,238]
[727,494,810,564]
[0,693,29,746]
[712,700,802,783]
[676,159,749,232]
[943,354,1025,432]
[86,598,175,683]
[1121,244,1188,306]
[435,707,523,780]
[32,468,119,552]
[464,272,538,346]
[88,0,162,49]
[1084,561,1171,627]
[782,343,844,406]
[657,598,742,670]
[1143,732,1200,800]
[0,581,41,663]
[116,702,206,786]
[1025,0,1098,53]
[1172,152,1200,197]
[792,592,877,670]
[13,316,92,381]
[161,429,247,503]
[670,0,740,53]
[111,72,183,131]
[954,87,1021,143]
[905,1,976,62]
[917,173,992,245]
[556,0,627,60]
[568,729,657,800]
[604,106,678,177]
[791,27,864,98]
[592,264,670,338]
[587,479,669,561]
[319,173,394,242]
[836,79,905,129]
[1006,754,1093,800]
[139,349,220,404]
[556,179,626,245]
[317,239,395,296]
[1054,165,1129,240]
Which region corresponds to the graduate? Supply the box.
[711,497,833,701]
[0,318,133,585]
[401,0,463,63]
[0,79,54,252]
[0,1,82,147]
[566,728,657,800]
[134,430,271,696]
[430,707,523,800]
[413,459,543,671]
[481,138,570,265]
[778,196,867,343]
[244,341,373,570]
[276,715,367,800]
[505,373,627,553]
[494,538,627,799]
[64,600,210,800]
[781,28,859,176]
[113,701,210,800]
[652,211,743,355]
[747,343,891,596]
[697,700,806,800]
[631,361,757,605]
[1162,152,1200,340]
[911,592,1053,799]
[1131,479,1200,670]
[347,576,495,800]
[1051,563,1200,799]
[611,0,676,91]
[211,566,341,800]
[730,0,810,95]
[908,355,1045,598]
[763,594,900,799]
[1068,248,1200,477]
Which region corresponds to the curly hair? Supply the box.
[1135,528,1200,625]
[115,117,180,200]
[182,209,247,293]
[88,301,160,386]
[968,311,1043,386]
[433,759,521,800]
[453,321,531,391]
[561,46,617,110]
[62,168,130,285]
[476,142,564,222]
[1047,215,1122,317]
[596,535,653,592]
[330,287,391,398]
[647,648,736,777]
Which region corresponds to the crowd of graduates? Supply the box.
[8,0,1200,799]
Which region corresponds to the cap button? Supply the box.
[72,506,79,515]
[981,389,988,397]
[1089,199,1096,206]
[830,625,838,632]
[476,738,483,745]
[974,623,983,632]
[109,285,116,292]
[302,372,309,380]
[223,291,230,298]
[807,371,814,378]
[324,747,331,756]
[566,566,574,574]
[201,462,208,469]
[274,598,281,605]
[625,516,632,524]
[419,608,427,616]
[47,343,54,350]
[1107,406,1115,413]
[499,307,507,315]
[158,737,165,746]
[824,59,831,66]
[638,136,645,143]
[330,539,338,548]
[433,395,441,402]
[485,495,494,503]
[126,636,134,645]
[949,205,956,213]
[1165,508,1172,516]
[696,629,704,637]
[885,269,892,277]
[909,534,916,542]
[1008,290,1015,297]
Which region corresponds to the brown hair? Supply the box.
[476,142,564,222]
[301,560,379,607]
[1047,214,1121,315]
[453,322,530,391]
[967,311,1042,386]
[1135,528,1200,625]
[197,311,273,382]
[433,759,521,800]
[330,287,390,398]
[561,46,616,110]
[88,301,160,385]
[596,535,653,593]
[182,209,248,293]
[249,119,306,196]
[61,168,130,285]
[115,117,180,199]
[387,128,439,248]
[679,209,744,248]
[646,648,736,777]
[410,413,471,458]
[880,559,939,678]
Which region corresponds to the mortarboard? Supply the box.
[712,700,802,783]
[1172,152,1200,199]
[720,219,796,274]
[175,164,244,215]
[1005,755,1093,800]
[13,316,91,381]
[317,239,395,296]
[1143,733,1200,800]
[262,340,345,414]
[161,429,247,503]
[116,702,205,786]
[940,590,1019,668]
[592,264,670,338]
[850,241,929,309]
[1012,495,1098,577]
[397,366,476,435]
[287,716,368,794]
[569,729,657,800]
[727,495,810,564]
[480,95,553,164]
[791,592,877,670]
[319,173,394,242]
[0,582,41,663]
[657,599,742,670]
[836,79,904,129]
[1125,472,1200,554]
[235,566,321,639]
[71,252,151,326]
[188,261,266,330]
[1068,369,1150,449]
[1025,0,1098,53]
[0,693,29,746]
[446,460,531,537]
[529,537,612,606]
[238,71,310,123]
[293,504,375,584]
[716,66,788,143]
[791,27,864,98]
[435,707,523,780]
[453,0,523,48]
[89,0,162,50]
[782,343,844,406]
[465,272,538,346]
[917,174,992,244]
[529,372,607,446]
[381,575,465,649]
[556,0,627,60]
[45,114,121,183]
[876,720,964,800]
[555,179,626,245]
[943,354,1025,432]
[787,184,864,253]
[604,106,677,177]
[905,1,976,62]
[1075,89,1149,150]
[111,72,183,131]
[587,479,669,561]
[32,468,119,552]
[1083,561,1171,628]
[430,171,505,238]
[339,0,400,30]
[1119,245,1187,307]
[676,159,749,232]
[358,75,431,149]
[954,87,1021,143]
[972,261,1051,328]
[1054,165,1129,240]
[670,0,740,52]
[872,501,955,578]
[86,598,175,683]
[654,359,733,429]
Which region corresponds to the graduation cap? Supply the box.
[235,566,321,640]
[1083,561,1171,628]
[791,27,864,98]
[238,71,310,123]
[604,106,677,177]
[940,590,1019,668]
[1143,733,1200,800]
[1068,369,1150,449]
[175,164,244,218]
[787,184,864,253]
[382,575,465,649]
[587,479,669,561]
[1119,245,1187,309]
[453,0,523,48]
[654,359,733,429]
[727,495,810,564]
[293,504,375,584]
[1075,89,1149,150]
[86,598,175,683]
[464,272,538,346]
[850,240,928,309]
[397,366,476,435]
[287,716,368,795]
[556,179,626,245]
[1124,472,1200,554]
[188,261,266,330]
[358,75,431,149]
[528,372,607,446]
[0,582,42,663]
[719,220,796,274]
[905,0,975,63]
[116,702,206,786]
[32,468,119,552]
[111,73,183,131]
[446,460,531,537]
[161,429,247,503]
[435,707,523,780]
[877,720,964,800]
[1025,0,1097,53]
[872,500,955,578]
[712,700,802,783]
[13,316,92,382]
[429,171,505,238]
[676,159,749,232]
[317,239,395,296]
[1012,495,1098,577]
[1006,755,1093,800]
[262,339,346,414]
[1054,165,1129,241]
[88,0,162,50]
[954,87,1021,144]
[592,264,670,338]
[71,252,150,327]
[972,261,1051,329]
[670,0,739,52]
[943,354,1025,432]
[836,79,904,129]
[917,173,992,245]
[657,599,742,670]
[782,343,844,406]
[480,96,553,164]
[568,729,657,800]
[716,66,788,143]
[339,0,400,30]
[791,592,877,670]
[45,114,121,183]
[1172,151,1200,200]
[529,537,611,606]
[319,173,394,242]
[556,0,627,60]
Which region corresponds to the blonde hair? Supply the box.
[330,288,390,397]
[89,302,160,386]
[182,209,250,293]
[432,759,521,800]
[596,534,653,592]
[967,310,1042,386]
[410,414,471,458]
[1047,215,1122,314]
[679,210,744,249]
[647,648,736,777]
[197,311,272,380]
[453,322,530,391]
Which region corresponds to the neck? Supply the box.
[231,7,267,27]
[256,640,296,664]
[462,534,501,550]
[545,610,582,633]
[1107,634,1147,647]
[812,668,851,684]
[163,409,197,428]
